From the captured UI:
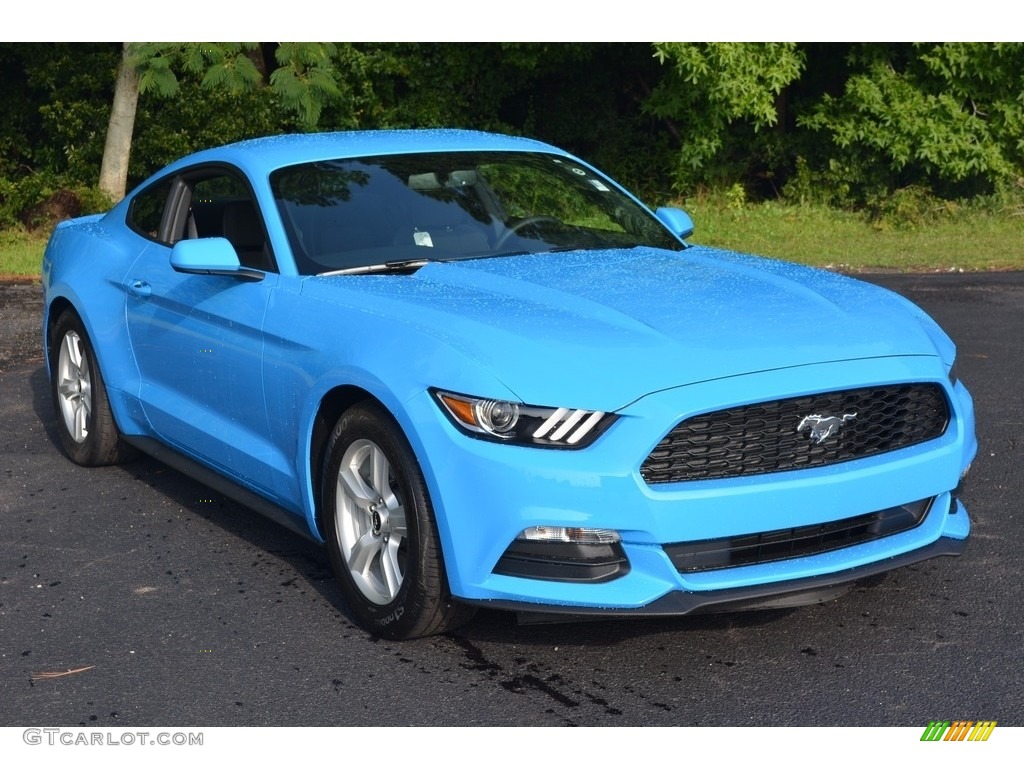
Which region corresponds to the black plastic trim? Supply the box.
[494,540,630,583]
[123,435,316,542]
[169,264,266,282]
[460,534,968,617]
[642,383,951,484]
[664,497,934,573]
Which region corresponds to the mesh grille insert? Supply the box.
[641,383,949,484]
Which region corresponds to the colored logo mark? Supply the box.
[921,720,996,741]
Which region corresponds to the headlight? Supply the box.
[432,389,615,448]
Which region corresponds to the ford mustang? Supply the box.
[41,130,977,639]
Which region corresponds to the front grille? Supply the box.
[641,383,949,484]
[665,497,935,573]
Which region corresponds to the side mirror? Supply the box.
[655,207,694,241]
[170,238,264,281]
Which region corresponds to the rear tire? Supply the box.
[49,310,136,466]
[322,402,475,639]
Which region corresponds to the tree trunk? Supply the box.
[98,44,141,203]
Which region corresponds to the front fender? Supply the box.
[260,282,520,541]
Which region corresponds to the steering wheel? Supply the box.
[494,216,561,250]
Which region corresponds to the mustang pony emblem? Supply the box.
[796,412,857,444]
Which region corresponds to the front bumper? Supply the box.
[461,498,968,617]
[404,356,976,613]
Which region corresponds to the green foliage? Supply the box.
[315,43,675,200]
[344,43,524,130]
[129,43,264,97]
[72,185,114,215]
[3,42,1024,232]
[797,43,1024,205]
[129,43,181,97]
[0,178,30,230]
[129,80,281,183]
[0,170,112,231]
[128,42,342,135]
[645,43,805,191]
[196,44,263,93]
[270,43,341,127]
[0,170,62,229]
[0,43,119,188]
[862,185,961,229]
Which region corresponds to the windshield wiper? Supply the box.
[320,259,432,276]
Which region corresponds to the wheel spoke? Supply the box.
[349,528,383,575]
[388,503,408,538]
[62,332,83,371]
[370,444,390,499]
[58,377,79,399]
[380,537,403,599]
[74,400,88,442]
[338,465,376,511]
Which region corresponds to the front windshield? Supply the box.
[270,151,683,275]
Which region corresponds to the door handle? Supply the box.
[128,280,152,298]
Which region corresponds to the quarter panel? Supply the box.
[42,214,150,436]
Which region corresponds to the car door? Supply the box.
[124,168,283,500]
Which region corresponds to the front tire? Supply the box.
[322,402,475,639]
[49,310,136,466]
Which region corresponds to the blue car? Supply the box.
[42,130,977,639]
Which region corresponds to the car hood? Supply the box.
[304,246,947,411]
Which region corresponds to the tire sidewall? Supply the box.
[48,309,135,467]
[322,403,438,638]
[50,311,100,465]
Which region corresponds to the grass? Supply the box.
[2,201,1022,281]
[0,229,47,282]
[685,200,1024,273]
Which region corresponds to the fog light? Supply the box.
[497,526,629,583]
[518,526,620,544]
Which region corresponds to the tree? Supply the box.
[643,43,805,191]
[98,43,341,201]
[796,43,1024,205]
[98,44,142,201]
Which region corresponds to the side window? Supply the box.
[127,177,174,243]
[187,173,275,272]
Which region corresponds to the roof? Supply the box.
[160,129,564,180]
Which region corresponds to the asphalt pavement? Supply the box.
[1,273,1021,726]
